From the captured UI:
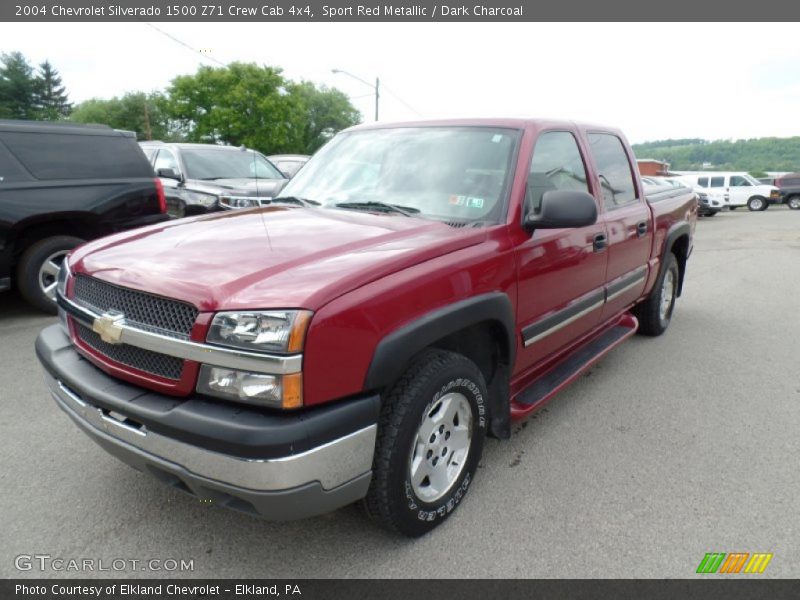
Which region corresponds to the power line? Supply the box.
[380,83,423,117]
[143,22,227,67]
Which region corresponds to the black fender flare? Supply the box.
[662,221,692,295]
[364,292,516,392]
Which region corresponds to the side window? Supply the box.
[729,175,750,187]
[0,139,30,183]
[0,132,153,180]
[698,177,708,187]
[526,131,590,215]
[154,150,179,174]
[587,133,637,209]
[709,177,725,188]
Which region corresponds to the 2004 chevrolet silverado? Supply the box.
[36,119,697,537]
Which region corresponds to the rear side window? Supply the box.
[0,140,30,183]
[0,132,153,180]
[526,131,590,215]
[710,177,725,187]
[587,133,638,209]
[698,177,708,187]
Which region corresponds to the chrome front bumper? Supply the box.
[37,324,378,521]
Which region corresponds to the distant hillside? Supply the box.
[631,137,800,172]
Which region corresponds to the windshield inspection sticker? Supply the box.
[449,195,485,209]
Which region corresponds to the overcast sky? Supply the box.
[2,22,800,143]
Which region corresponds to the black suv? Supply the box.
[139,142,288,217]
[0,120,168,313]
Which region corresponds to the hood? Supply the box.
[70,207,487,312]
[186,178,287,198]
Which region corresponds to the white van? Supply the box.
[677,172,779,211]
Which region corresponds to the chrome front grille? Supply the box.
[73,275,197,338]
[76,323,184,380]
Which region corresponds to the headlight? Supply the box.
[219,196,270,209]
[207,310,312,354]
[197,366,302,409]
[179,189,219,207]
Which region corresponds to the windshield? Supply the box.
[744,174,762,186]
[181,148,284,180]
[277,126,520,224]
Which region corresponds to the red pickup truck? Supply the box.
[36,119,697,537]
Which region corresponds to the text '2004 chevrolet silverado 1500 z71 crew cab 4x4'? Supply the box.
[36,119,697,537]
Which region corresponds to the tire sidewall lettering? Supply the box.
[404,374,484,523]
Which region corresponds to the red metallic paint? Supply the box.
[64,119,696,411]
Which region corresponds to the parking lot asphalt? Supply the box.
[2,206,799,579]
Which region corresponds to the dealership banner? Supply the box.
[1,0,797,21]
[3,579,800,599]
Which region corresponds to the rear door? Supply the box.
[586,132,651,320]
[708,175,728,206]
[515,130,608,372]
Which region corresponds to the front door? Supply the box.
[728,174,754,207]
[515,130,608,373]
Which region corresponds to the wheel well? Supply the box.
[669,234,690,296]
[428,320,509,386]
[427,320,512,440]
[9,219,102,265]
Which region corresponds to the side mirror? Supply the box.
[157,167,181,181]
[524,190,598,231]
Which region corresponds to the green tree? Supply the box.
[70,92,172,140]
[0,51,37,119]
[287,81,361,153]
[633,137,800,172]
[33,60,71,120]
[163,62,360,154]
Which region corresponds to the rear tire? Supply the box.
[364,349,488,537]
[633,253,679,337]
[16,235,82,314]
[787,196,800,210]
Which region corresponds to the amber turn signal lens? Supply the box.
[287,311,313,353]
[282,373,303,409]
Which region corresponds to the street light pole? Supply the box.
[332,68,380,122]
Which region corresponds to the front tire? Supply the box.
[787,196,800,210]
[633,253,679,337]
[16,235,83,314]
[364,349,488,537]
[747,196,767,211]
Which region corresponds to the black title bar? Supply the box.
[4,579,800,600]
[2,0,799,21]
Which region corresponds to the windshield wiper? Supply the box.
[270,196,320,207]
[334,201,419,217]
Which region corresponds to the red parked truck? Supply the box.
[36,119,697,537]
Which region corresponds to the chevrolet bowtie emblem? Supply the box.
[92,312,125,344]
